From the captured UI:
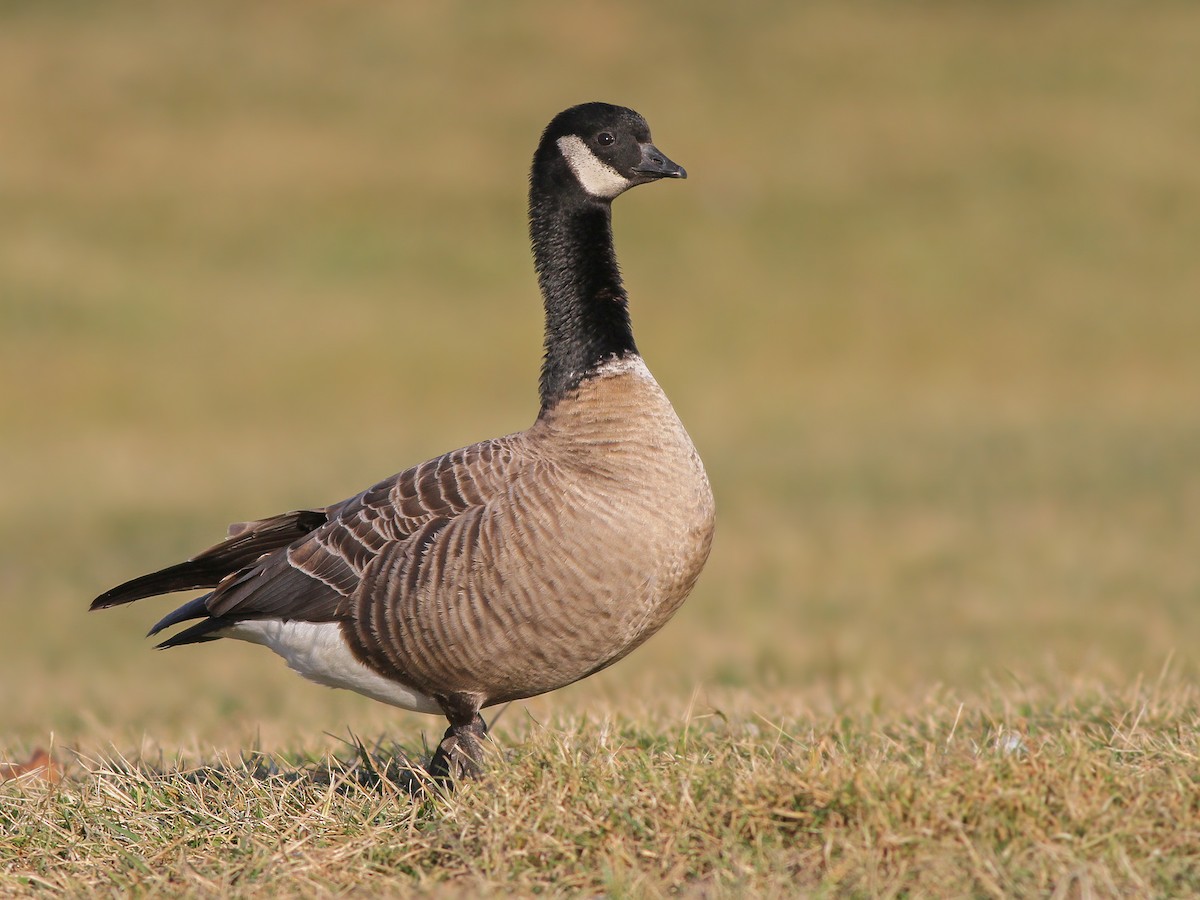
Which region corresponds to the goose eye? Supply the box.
[596,132,614,146]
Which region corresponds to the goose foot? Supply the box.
[427,712,489,781]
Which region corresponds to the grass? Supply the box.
[6,682,1200,895]
[3,0,1200,895]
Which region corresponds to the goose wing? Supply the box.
[103,437,523,647]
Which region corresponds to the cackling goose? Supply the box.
[92,102,716,779]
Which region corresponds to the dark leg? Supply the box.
[427,694,489,781]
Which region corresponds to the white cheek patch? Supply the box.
[557,135,633,198]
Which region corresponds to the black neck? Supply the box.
[530,192,638,411]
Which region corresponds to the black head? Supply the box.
[532,102,686,202]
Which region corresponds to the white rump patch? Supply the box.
[222,619,442,714]
[557,135,633,198]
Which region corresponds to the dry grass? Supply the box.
[6,680,1200,896]
[3,0,1200,895]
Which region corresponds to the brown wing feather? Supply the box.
[198,437,523,626]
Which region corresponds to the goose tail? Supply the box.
[91,508,328,610]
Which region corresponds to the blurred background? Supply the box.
[3,1,1198,751]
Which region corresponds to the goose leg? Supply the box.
[427,701,489,781]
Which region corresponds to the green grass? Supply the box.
[3,0,1200,895]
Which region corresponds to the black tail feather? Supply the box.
[91,508,328,611]
[154,616,233,649]
[147,594,213,638]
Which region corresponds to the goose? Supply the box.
[92,102,716,779]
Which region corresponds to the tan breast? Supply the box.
[363,356,715,708]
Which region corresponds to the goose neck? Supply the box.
[531,197,638,411]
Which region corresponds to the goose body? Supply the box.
[93,103,715,777]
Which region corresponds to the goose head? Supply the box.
[533,102,687,202]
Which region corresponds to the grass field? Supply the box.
[3,1,1200,895]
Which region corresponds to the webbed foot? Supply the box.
[427,712,489,781]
